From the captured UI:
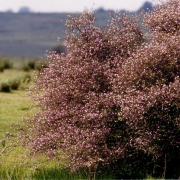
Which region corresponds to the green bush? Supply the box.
[34,61,48,72]
[22,60,36,71]
[0,60,13,72]
[0,64,4,72]
[21,73,31,84]
[2,60,13,69]
[22,59,48,72]
[22,65,30,72]
[0,81,11,92]
[0,73,32,92]
[9,79,21,90]
[27,60,36,69]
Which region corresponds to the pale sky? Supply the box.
[0,0,158,13]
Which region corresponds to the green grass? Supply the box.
[0,146,71,180]
[0,69,28,80]
[0,69,34,138]
[0,90,33,138]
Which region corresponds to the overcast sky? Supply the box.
[0,0,159,13]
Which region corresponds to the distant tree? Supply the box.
[51,44,66,54]
[138,1,153,12]
[119,9,126,14]
[6,9,13,13]
[19,7,31,13]
[95,7,106,13]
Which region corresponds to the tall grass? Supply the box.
[0,145,87,179]
[0,166,88,179]
[0,165,116,179]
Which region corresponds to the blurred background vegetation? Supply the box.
[0,1,153,58]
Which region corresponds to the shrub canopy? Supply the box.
[24,1,180,178]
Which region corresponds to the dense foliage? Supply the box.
[24,0,180,178]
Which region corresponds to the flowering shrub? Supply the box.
[23,0,180,178]
[113,0,180,177]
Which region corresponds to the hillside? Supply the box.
[0,12,113,57]
[0,12,68,57]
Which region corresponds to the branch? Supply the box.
[162,154,167,179]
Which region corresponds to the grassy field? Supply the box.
[0,90,32,138]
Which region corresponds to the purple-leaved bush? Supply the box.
[23,1,180,178]
[113,0,180,177]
